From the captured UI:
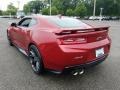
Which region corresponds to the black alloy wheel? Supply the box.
[29,45,44,75]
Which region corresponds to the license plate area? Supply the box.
[96,48,104,57]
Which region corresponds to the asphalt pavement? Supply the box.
[0,18,120,90]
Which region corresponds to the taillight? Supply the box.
[57,38,87,45]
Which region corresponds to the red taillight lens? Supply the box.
[57,38,87,45]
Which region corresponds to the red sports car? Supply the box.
[7,15,111,75]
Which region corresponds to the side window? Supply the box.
[29,19,37,27]
[18,18,32,27]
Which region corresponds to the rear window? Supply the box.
[46,17,84,28]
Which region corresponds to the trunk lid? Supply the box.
[55,27,109,45]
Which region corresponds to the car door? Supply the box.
[16,18,37,50]
[13,18,32,49]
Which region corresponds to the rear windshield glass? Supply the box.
[46,17,84,28]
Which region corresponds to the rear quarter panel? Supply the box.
[31,29,65,70]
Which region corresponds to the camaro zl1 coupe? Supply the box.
[7,15,111,75]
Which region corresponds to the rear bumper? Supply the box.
[63,54,108,72]
[48,54,108,74]
[41,38,111,73]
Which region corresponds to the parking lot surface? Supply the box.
[0,18,120,90]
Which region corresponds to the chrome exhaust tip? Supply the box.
[73,72,79,76]
[72,69,84,76]
[79,69,84,75]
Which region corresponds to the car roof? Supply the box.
[23,15,92,29]
[24,14,73,20]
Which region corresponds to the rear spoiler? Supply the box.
[55,26,110,35]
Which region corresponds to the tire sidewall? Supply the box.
[29,45,44,74]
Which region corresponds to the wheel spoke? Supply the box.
[30,51,36,57]
[29,49,40,72]
[34,57,39,62]
[36,61,40,71]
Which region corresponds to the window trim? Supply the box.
[17,18,32,27]
[17,17,38,28]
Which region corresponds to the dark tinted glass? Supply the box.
[18,18,32,27]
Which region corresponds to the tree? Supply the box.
[2,11,9,15]
[42,8,49,15]
[23,4,30,14]
[6,3,17,15]
[51,6,58,15]
[0,10,3,15]
[84,0,93,16]
[84,0,120,16]
[66,9,74,16]
[42,6,58,15]
[23,0,45,14]
[95,0,120,16]
[24,0,120,16]
[52,0,80,15]
[74,3,87,17]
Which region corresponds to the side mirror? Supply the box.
[11,23,17,27]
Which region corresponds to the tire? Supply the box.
[28,45,44,75]
[7,32,13,46]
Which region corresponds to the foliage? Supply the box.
[74,3,87,17]
[52,0,80,15]
[95,0,120,16]
[23,0,45,14]
[0,3,17,15]
[51,6,58,15]
[2,11,9,15]
[66,9,74,16]
[6,3,17,15]
[84,0,120,16]
[23,4,31,14]
[42,8,49,15]
[51,0,120,16]
[0,10,2,15]
[42,6,58,15]
[24,0,120,16]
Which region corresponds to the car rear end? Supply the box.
[42,16,111,73]
[55,27,111,72]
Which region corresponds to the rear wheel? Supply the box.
[29,45,44,75]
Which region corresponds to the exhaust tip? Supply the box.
[71,69,84,76]
[79,69,84,75]
[73,72,78,76]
